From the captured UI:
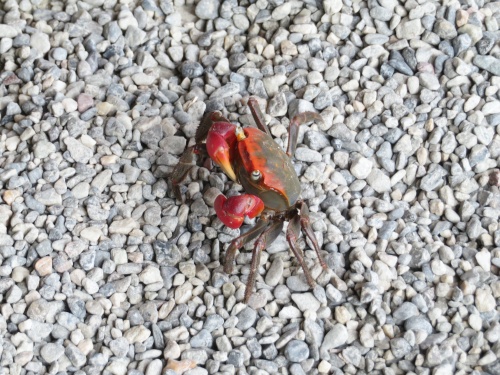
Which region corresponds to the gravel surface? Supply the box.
[0,0,500,375]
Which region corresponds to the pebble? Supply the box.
[64,137,93,163]
[367,169,391,193]
[350,157,373,179]
[30,32,51,54]
[51,47,68,60]
[125,26,146,48]
[191,329,213,348]
[180,61,204,79]
[473,55,500,76]
[0,24,18,38]
[272,3,291,21]
[236,307,257,331]
[66,344,86,367]
[265,257,284,286]
[291,293,320,312]
[35,257,53,276]
[209,82,240,99]
[285,340,309,363]
[40,343,65,363]
[195,0,220,20]
[321,324,348,351]
[434,19,458,39]
[391,337,412,358]
[33,140,56,159]
[78,93,94,112]
[140,266,163,284]
[295,148,322,163]
[476,289,496,312]
[396,19,423,39]
[34,188,62,206]
[109,218,139,234]
[419,73,440,90]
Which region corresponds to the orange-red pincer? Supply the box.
[214,194,265,229]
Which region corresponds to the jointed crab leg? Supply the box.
[171,145,208,201]
[247,97,272,136]
[244,221,284,302]
[286,112,324,158]
[195,111,231,142]
[224,219,269,275]
[286,214,316,287]
[296,201,327,270]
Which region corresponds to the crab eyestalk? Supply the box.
[206,122,238,182]
[214,194,265,229]
[251,170,261,181]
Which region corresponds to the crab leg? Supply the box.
[247,97,272,136]
[296,201,327,269]
[286,112,324,158]
[286,214,316,287]
[171,145,208,201]
[490,170,500,186]
[195,111,231,143]
[224,219,269,275]
[170,111,231,201]
[244,221,284,302]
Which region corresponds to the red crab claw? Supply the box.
[214,194,265,229]
[206,122,238,182]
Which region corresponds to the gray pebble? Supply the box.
[236,307,257,331]
[191,329,213,348]
[285,340,310,363]
[195,0,220,20]
[321,324,348,351]
[40,343,65,363]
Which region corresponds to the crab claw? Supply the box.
[206,122,238,182]
[214,194,265,229]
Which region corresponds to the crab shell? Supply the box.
[232,127,301,212]
[207,123,301,215]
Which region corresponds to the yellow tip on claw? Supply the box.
[235,126,246,141]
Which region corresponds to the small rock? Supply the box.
[321,324,348,351]
[40,343,65,363]
[236,307,257,331]
[140,266,163,284]
[34,140,56,159]
[195,0,220,20]
[35,257,53,277]
[0,24,19,38]
[285,340,309,363]
[474,55,500,76]
[109,218,140,234]
[351,157,373,179]
[64,137,93,163]
[367,169,391,193]
[434,19,457,39]
[30,32,51,53]
[77,94,94,112]
[476,288,496,312]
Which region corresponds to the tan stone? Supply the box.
[165,359,196,373]
[3,190,21,205]
[35,257,52,276]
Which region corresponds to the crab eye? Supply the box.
[251,170,261,181]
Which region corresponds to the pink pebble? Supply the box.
[417,62,434,74]
[77,93,94,113]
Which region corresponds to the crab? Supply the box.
[171,97,327,302]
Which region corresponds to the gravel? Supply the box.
[0,0,499,374]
